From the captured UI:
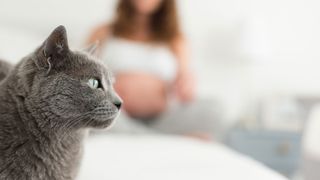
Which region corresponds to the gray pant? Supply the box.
[96,99,225,139]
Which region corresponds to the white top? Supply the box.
[102,38,178,82]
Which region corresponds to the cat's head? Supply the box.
[16,26,122,134]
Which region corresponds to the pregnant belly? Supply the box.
[114,73,169,119]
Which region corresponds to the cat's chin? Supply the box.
[88,113,119,129]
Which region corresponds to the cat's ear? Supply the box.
[83,41,99,56]
[35,25,70,71]
[43,25,69,59]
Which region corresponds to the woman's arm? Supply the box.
[171,36,196,103]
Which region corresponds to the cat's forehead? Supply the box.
[66,51,111,78]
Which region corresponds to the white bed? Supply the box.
[0,1,288,179]
[0,27,288,178]
[0,23,287,180]
[78,134,287,180]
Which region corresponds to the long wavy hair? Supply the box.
[112,0,181,43]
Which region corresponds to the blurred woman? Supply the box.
[87,0,223,139]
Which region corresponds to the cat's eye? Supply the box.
[87,78,100,89]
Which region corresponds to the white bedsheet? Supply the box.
[78,134,287,180]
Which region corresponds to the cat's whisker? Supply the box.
[60,112,93,137]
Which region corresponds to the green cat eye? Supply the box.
[87,78,99,89]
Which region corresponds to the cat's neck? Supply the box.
[0,81,86,179]
[0,62,87,179]
[0,73,87,144]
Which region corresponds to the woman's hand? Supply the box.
[170,36,195,103]
[174,71,195,103]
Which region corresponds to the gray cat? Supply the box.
[0,26,122,180]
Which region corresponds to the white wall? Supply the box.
[1,0,320,121]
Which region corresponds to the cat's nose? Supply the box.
[111,91,122,110]
[113,101,122,110]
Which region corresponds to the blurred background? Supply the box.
[1,0,320,179]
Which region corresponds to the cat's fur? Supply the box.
[0,60,12,81]
[0,26,122,180]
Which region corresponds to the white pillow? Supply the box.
[304,105,320,158]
